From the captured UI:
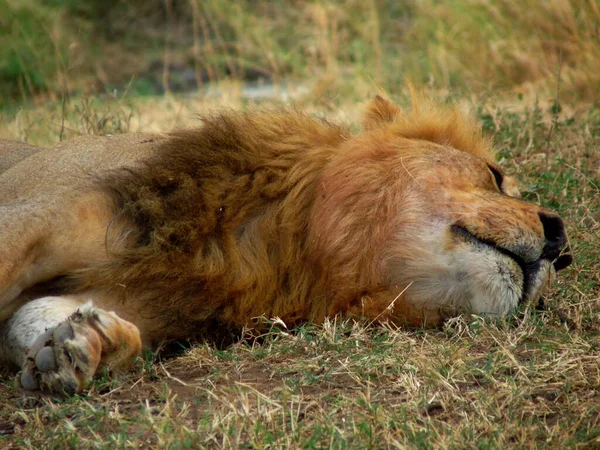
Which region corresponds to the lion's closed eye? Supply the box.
[487,164,504,193]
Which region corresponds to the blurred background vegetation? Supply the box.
[1,0,599,110]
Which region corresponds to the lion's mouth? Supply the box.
[450,224,572,302]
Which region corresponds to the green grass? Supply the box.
[0,94,598,448]
[2,313,600,448]
[2,0,599,108]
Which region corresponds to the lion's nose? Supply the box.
[538,212,572,270]
[539,212,566,247]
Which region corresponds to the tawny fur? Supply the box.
[0,95,574,394]
[0,96,571,349]
[74,111,349,338]
[70,99,496,338]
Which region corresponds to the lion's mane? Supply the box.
[75,101,492,337]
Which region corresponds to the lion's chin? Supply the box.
[400,247,554,320]
[523,260,555,306]
[457,252,556,318]
[387,228,561,321]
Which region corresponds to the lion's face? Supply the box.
[312,96,571,322]
[383,144,572,318]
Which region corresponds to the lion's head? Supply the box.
[311,96,572,324]
[70,95,573,331]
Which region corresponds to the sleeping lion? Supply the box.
[0,96,571,394]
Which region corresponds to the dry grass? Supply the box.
[410,0,600,100]
[3,0,599,107]
[1,311,599,448]
[0,90,598,448]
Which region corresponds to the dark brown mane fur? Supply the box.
[70,98,496,340]
[76,110,349,337]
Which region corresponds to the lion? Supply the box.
[0,96,571,394]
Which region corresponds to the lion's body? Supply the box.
[0,140,42,173]
[0,134,160,321]
[0,97,571,393]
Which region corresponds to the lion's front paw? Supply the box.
[18,303,142,394]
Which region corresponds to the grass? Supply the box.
[0,88,598,448]
[409,0,600,99]
[2,0,599,107]
[1,314,600,448]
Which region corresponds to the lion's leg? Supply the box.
[0,296,141,394]
[0,193,117,321]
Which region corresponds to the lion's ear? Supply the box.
[362,95,401,130]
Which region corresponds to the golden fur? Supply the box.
[0,96,571,392]
[78,111,349,338]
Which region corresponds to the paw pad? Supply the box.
[34,346,57,372]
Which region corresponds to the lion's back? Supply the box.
[0,133,163,206]
[0,140,42,174]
